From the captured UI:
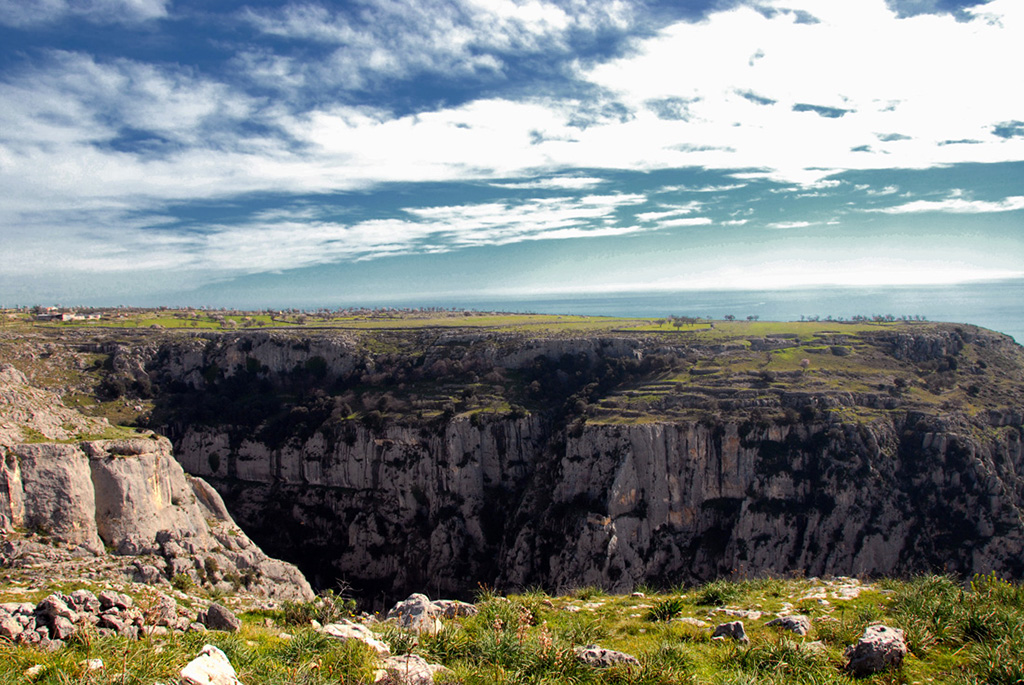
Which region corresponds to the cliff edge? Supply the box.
[0,363,313,601]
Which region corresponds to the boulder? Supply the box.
[50,616,76,640]
[97,614,127,634]
[36,594,77,622]
[203,603,241,633]
[711,620,749,643]
[180,644,242,685]
[386,594,442,634]
[846,624,907,676]
[431,599,478,619]
[573,645,640,668]
[98,590,133,612]
[766,615,811,636]
[68,589,101,613]
[375,654,448,684]
[152,593,181,627]
[0,615,23,640]
[320,619,391,656]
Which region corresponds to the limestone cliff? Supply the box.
[0,364,313,601]
[137,325,1024,601]
[169,412,1024,601]
[9,323,1024,603]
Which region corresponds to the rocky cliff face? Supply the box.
[170,412,1024,600]
[503,418,1024,591]
[175,417,545,597]
[0,364,313,601]
[14,324,1024,603]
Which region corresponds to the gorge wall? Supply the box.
[0,363,313,601]
[115,325,1024,603]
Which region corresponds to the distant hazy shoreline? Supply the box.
[340,278,1021,344]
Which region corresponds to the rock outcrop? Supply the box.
[0,364,313,601]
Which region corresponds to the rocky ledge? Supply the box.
[0,364,312,602]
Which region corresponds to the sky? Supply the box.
[1,0,1023,309]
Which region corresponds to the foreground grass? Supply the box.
[2,575,1022,683]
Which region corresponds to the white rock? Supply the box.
[180,644,242,685]
[320,619,391,656]
[386,594,442,635]
[375,654,448,684]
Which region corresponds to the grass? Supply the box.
[1,575,1022,683]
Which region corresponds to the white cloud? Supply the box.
[576,0,1024,184]
[869,194,1024,214]
[655,183,748,193]
[0,192,661,279]
[0,0,169,26]
[767,220,814,229]
[636,202,703,222]
[241,0,633,90]
[491,176,606,190]
[655,217,713,228]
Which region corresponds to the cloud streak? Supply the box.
[870,194,1024,214]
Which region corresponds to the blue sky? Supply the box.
[1,0,1022,308]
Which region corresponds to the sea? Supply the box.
[389,279,1023,344]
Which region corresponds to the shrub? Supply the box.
[646,597,686,622]
[695,579,740,607]
[280,590,356,626]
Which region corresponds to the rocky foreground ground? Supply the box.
[1,553,1022,684]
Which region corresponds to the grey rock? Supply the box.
[13,444,104,554]
[152,593,180,627]
[0,615,23,640]
[386,594,442,634]
[68,589,101,613]
[98,614,127,633]
[432,599,478,619]
[132,563,166,585]
[50,616,76,640]
[204,603,241,632]
[17,628,41,644]
[573,645,641,668]
[0,602,34,616]
[98,590,133,611]
[36,594,77,622]
[766,615,811,636]
[712,621,749,643]
[377,654,449,685]
[320,619,391,656]
[846,624,907,676]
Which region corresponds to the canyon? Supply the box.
[2,317,1023,606]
